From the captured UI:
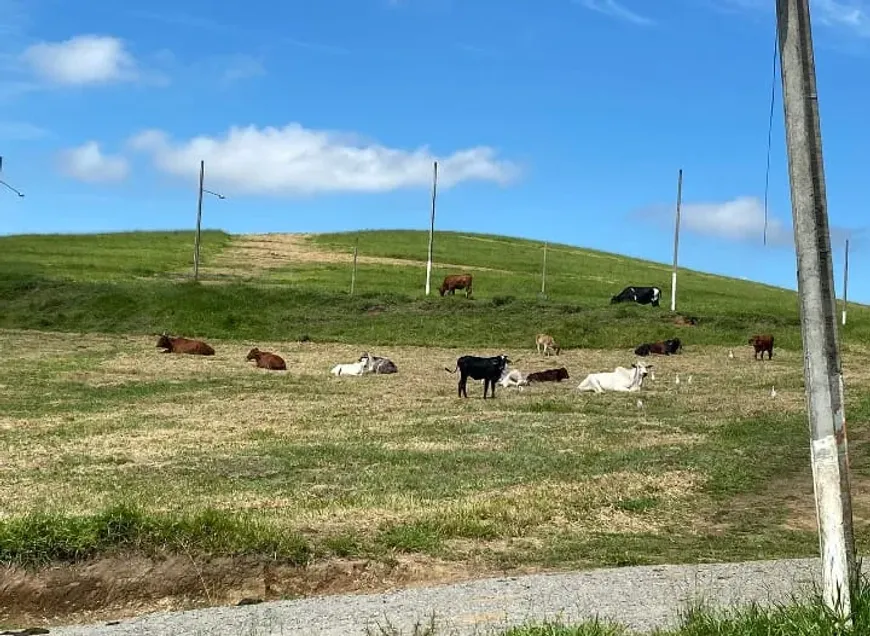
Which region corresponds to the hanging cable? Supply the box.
[763,24,779,247]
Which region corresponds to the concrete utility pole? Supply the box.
[350,235,359,296]
[777,0,856,619]
[425,161,438,296]
[842,239,849,326]
[0,156,25,198]
[193,160,226,281]
[670,168,683,312]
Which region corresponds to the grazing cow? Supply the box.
[330,359,367,376]
[577,361,652,393]
[610,286,662,307]
[499,368,528,388]
[634,338,682,357]
[246,347,286,371]
[535,333,561,357]
[439,273,473,298]
[156,333,215,356]
[360,352,398,374]
[444,354,510,398]
[749,334,774,360]
[526,367,570,383]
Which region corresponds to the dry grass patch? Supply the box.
[206,233,509,276]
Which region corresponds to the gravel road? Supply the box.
[50,557,824,636]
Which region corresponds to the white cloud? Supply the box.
[22,35,137,85]
[220,55,265,85]
[127,123,519,196]
[0,120,48,140]
[637,196,793,245]
[577,0,654,25]
[56,141,129,183]
[717,0,870,37]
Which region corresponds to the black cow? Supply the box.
[634,337,682,357]
[610,286,662,307]
[444,354,510,399]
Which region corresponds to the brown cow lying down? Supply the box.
[156,333,215,356]
[634,338,682,357]
[246,347,287,370]
[526,367,570,383]
[749,334,774,360]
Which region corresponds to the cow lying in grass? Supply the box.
[330,359,367,376]
[360,352,398,374]
[577,361,651,393]
[156,333,215,356]
[246,347,286,371]
[634,338,682,357]
[526,367,570,383]
[499,368,528,388]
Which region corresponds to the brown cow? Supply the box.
[156,333,215,356]
[246,347,287,370]
[634,338,681,357]
[749,334,774,360]
[439,273,473,298]
[526,367,570,383]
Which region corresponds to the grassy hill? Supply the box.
[0,228,862,350]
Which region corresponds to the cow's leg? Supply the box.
[490,379,496,398]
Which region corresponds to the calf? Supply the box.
[360,352,398,374]
[634,338,682,357]
[526,367,570,383]
[535,333,561,357]
[610,286,662,307]
[331,359,366,376]
[439,273,473,298]
[577,361,652,393]
[246,347,286,371]
[499,368,528,388]
[749,334,774,360]
[156,333,215,356]
[444,354,510,398]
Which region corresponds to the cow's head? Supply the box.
[156,333,172,349]
[632,361,652,378]
[246,347,261,361]
[558,367,569,380]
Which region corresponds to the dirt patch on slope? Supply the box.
[0,554,506,629]
[207,233,508,275]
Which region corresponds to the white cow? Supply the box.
[499,368,528,388]
[577,361,652,393]
[330,359,367,376]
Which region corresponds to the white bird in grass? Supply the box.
[770,386,777,398]
[650,370,656,381]
[675,374,680,385]
[636,399,644,409]
[687,375,693,385]
[728,350,734,359]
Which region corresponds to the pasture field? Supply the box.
[0,229,869,627]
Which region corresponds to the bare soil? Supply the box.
[0,553,505,629]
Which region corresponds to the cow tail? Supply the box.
[444,364,458,374]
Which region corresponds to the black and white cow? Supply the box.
[610,286,662,307]
[444,354,511,399]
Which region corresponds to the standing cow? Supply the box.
[610,286,662,307]
[444,354,510,398]
[749,334,774,360]
[439,274,473,298]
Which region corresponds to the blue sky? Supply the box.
[1,0,869,302]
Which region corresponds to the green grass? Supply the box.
[0,230,230,281]
[0,228,866,349]
[368,578,870,635]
